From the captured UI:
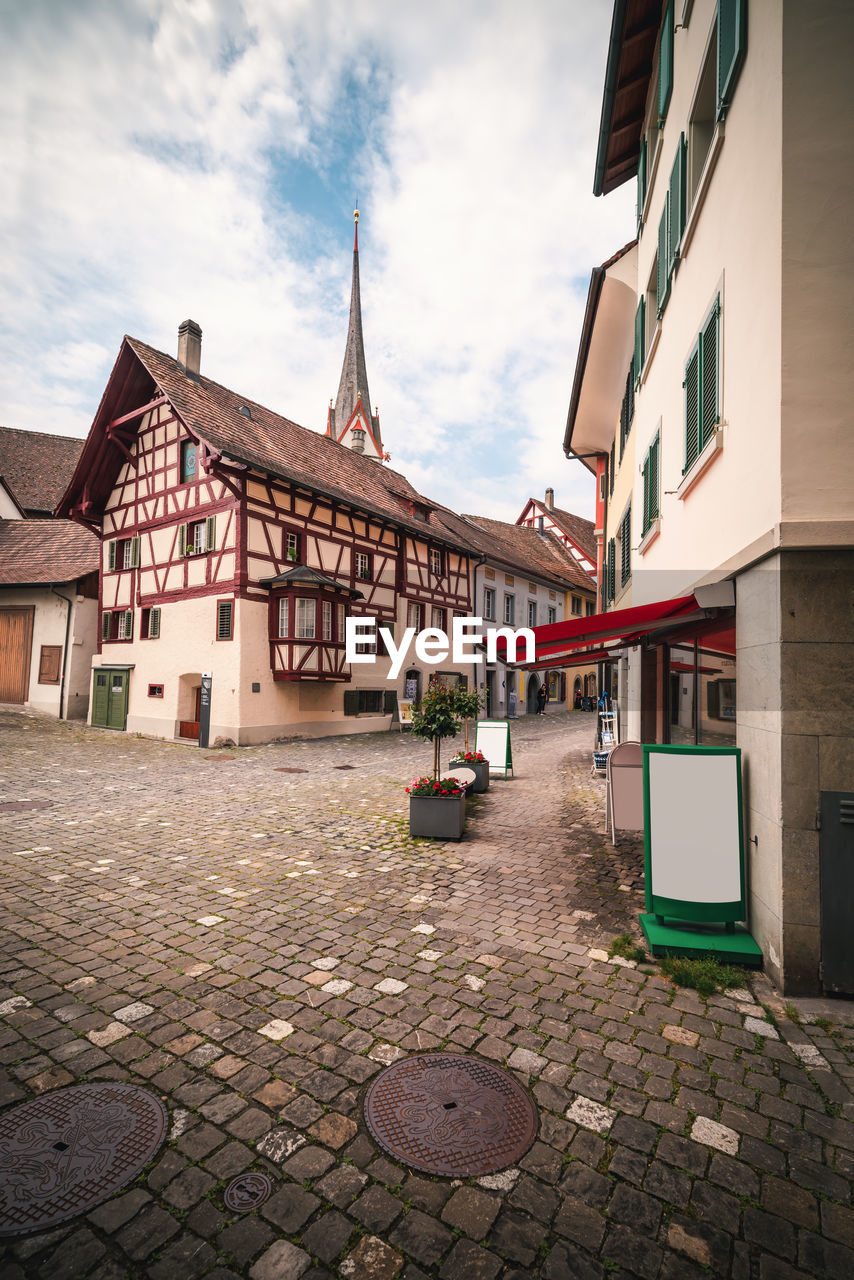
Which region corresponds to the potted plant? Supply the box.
[452,686,484,755]
[448,748,490,793]
[409,684,463,781]
[406,776,466,840]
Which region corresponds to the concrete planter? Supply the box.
[449,759,490,792]
[409,794,466,840]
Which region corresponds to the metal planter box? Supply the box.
[409,794,466,840]
[449,760,490,793]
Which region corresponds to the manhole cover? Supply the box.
[224,1171,272,1213]
[275,767,308,774]
[364,1053,538,1177]
[333,765,356,770]
[0,1084,167,1236]
[0,801,51,813]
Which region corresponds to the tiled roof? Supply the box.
[0,519,99,585]
[125,338,465,551]
[0,427,85,515]
[546,504,597,566]
[459,514,596,593]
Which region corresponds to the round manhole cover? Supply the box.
[0,1084,167,1236]
[275,767,308,774]
[364,1053,538,1177]
[224,1171,272,1213]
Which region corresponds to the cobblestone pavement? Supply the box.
[1,707,853,1280]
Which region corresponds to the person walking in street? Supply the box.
[536,682,548,715]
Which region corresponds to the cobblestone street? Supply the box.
[1,708,853,1280]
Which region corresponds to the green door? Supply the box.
[91,669,129,730]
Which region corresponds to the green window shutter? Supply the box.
[101,612,110,641]
[178,523,187,557]
[633,297,646,376]
[609,438,615,496]
[717,0,748,118]
[205,516,216,552]
[606,538,616,602]
[658,0,674,124]
[124,609,134,640]
[621,506,632,586]
[627,357,635,425]
[107,540,116,571]
[648,434,660,524]
[667,135,686,278]
[130,535,140,568]
[637,136,647,228]
[149,607,161,639]
[684,339,701,471]
[383,689,397,715]
[343,690,359,716]
[657,203,669,314]
[700,298,720,448]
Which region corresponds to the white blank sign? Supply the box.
[475,721,511,775]
[647,751,741,903]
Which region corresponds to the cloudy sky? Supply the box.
[2,0,633,522]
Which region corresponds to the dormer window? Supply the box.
[181,440,197,483]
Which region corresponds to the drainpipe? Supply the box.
[471,553,488,713]
[50,584,74,720]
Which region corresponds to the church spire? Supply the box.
[326,209,384,458]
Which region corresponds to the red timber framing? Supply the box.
[402,535,470,615]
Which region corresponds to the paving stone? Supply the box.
[553,1194,607,1250]
[541,1240,606,1280]
[690,1115,739,1156]
[441,1186,500,1238]
[217,1218,276,1266]
[301,1209,353,1264]
[282,1144,336,1180]
[249,1239,312,1280]
[565,1095,616,1133]
[307,1111,358,1148]
[601,1223,662,1280]
[316,1164,368,1206]
[487,1209,544,1266]
[438,1238,503,1280]
[339,1234,403,1279]
[389,1208,454,1267]
[351,1184,405,1232]
[87,1187,151,1232]
[116,1204,180,1261]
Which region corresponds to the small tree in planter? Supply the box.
[409,684,463,780]
[452,686,484,755]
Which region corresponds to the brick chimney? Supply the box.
[177,319,202,376]
[544,487,555,511]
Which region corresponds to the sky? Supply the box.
[1,0,634,524]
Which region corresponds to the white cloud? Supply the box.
[0,0,634,523]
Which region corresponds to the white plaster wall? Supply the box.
[0,587,79,716]
[630,0,784,598]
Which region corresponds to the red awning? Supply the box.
[669,661,722,675]
[497,594,705,666]
[528,647,622,671]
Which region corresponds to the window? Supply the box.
[717,0,747,120]
[285,532,300,564]
[657,135,687,315]
[296,598,316,639]
[548,606,557,625]
[658,0,674,125]
[337,603,346,641]
[642,433,661,536]
[633,297,646,380]
[38,645,61,684]
[344,689,385,715]
[100,608,132,642]
[606,538,616,603]
[322,600,333,641]
[141,606,161,639]
[483,587,496,620]
[355,552,372,581]
[181,440,197,483]
[379,621,396,657]
[216,600,233,640]
[684,298,720,472]
[429,547,444,576]
[277,597,289,638]
[619,504,632,588]
[527,601,537,628]
[354,614,376,654]
[107,536,140,571]
[571,595,582,616]
[503,595,515,625]
[147,684,164,698]
[689,25,718,204]
[586,601,596,616]
[431,606,446,630]
[407,601,423,630]
[619,360,635,458]
[181,517,215,556]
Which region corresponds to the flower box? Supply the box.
[449,756,489,792]
[409,793,466,840]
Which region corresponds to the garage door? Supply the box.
[0,607,34,703]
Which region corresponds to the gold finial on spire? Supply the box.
[354,207,359,222]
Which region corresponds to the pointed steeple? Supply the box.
[327,209,384,458]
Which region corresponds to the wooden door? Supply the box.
[106,670,129,730]
[92,671,110,726]
[0,607,34,703]
[179,686,201,740]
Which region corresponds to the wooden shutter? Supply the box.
[343,690,359,716]
[700,299,720,448]
[217,601,233,640]
[657,204,669,313]
[38,645,62,684]
[634,297,646,376]
[641,454,651,536]
[102,612,111,641]
[383,689,397,715]
[620,505,632,586]
[107,540,117,570]
[658,0,674,123]
[684,339,701,471]
[717,0,747,118]
[637,136,647,228]
[606,539,616,602]
[205,516,216,552]
[130,535,140,568]
[149,607,161,639]
[178,523,187,557]
[667,135,686,278]
[123,609,134,640]
[648,434,660,524]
